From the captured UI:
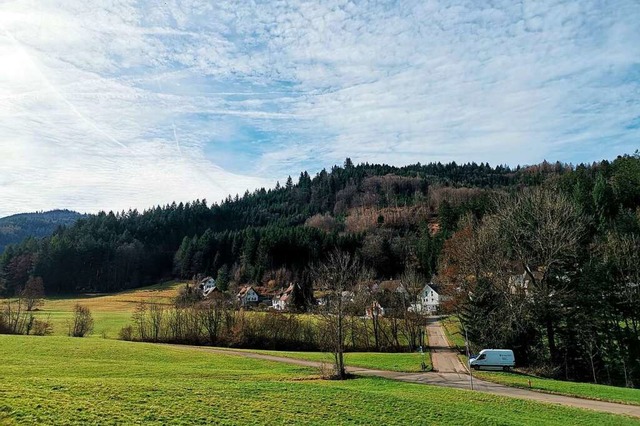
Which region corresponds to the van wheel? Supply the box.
[503,367,511,372]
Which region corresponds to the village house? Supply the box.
[272,283,295,310]
[378,279,407,295]
[365,300,385,318]
[410,282,441,314]
[236,285,260,307]
[508,269,545,296]
[199,277,218,297]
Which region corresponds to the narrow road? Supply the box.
[170,323,640,419]
[426,317,468,374]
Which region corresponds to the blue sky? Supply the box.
[0,0,638,216]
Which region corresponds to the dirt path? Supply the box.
[169,336,640,419]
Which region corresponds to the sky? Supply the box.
[0,0,639,217]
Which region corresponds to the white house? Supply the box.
[237,286,260,306]
[199,277,218,297]
[411,283,441,314]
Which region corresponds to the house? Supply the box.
[508,269,545,296]
[341,290,355,302]
[237,285,260,306]
[272,283,295,310]
[199,277,218,297]
[410,282,441,314]
[378,280,407,295]
[365,300,385,318]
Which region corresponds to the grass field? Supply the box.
[15,288,640,411]
[228,348,432,373]
[474,371,640,407]
[1,335,637,425]
[441,315,466,350]
[32,281,183,337]
[24,284,432,373]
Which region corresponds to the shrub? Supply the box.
[119,325,134,341]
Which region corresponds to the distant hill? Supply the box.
[0,210,83,253]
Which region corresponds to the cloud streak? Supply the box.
[0,0,638,216]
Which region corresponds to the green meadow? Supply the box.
[222,348,432,373]
[1,335,637,426]
[31,281,182,337]
[9,288,640,413]
[474,371,640,407]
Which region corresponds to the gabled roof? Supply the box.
[237,285,259,297]
[379,280,406,293]
[421,282,441,295]
[273,283,296,302]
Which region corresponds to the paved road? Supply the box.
[172,323,640,419]
[426,318,468,374]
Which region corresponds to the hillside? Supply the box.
[0,210,83,253]
[1,154,639,389]
[0,159,540,295]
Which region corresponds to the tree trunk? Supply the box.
[546,319,557,363]
[336,297,346,379]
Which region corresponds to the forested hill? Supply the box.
[0,155,638,297]
[0,210,83,253]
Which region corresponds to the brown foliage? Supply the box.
[305,213,340,233]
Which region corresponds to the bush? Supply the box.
[119,325,134,341]
[31,318,54,336]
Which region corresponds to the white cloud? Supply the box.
[0,0,638,216]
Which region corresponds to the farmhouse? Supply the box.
[237,285,260,306]
[199,277,218,297]
[410,282,441,314]
[272,283,295,310]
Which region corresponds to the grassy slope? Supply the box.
[441,316,640,407]
[31,284,431,372]
[0,335,636,426]
[25,288,640,406]
[474,371,640,407]
[441,316,466,350]
[225,348,432,373]
[33,281,183,338]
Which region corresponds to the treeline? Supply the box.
[120,295,425,353]
[440,153,640,387]
[0,155,631,298]
[0,159,521,296]
[0,210,82,253]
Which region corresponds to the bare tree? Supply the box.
[400,268,427,350]
[149,302,164,342]
[313,251,372,379]
[0,299,28,334]
[489,187,587,361]
[21,276,45,311]
[68,304,94,337]
[200,292,230,345]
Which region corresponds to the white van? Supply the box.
[469,349,515,371]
